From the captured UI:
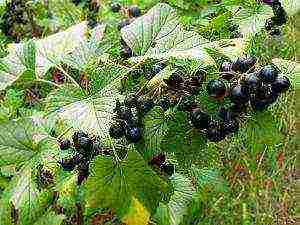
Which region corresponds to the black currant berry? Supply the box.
[128,5,141,17]
[150,153,166,167]
[138,98,154,114]
[272,4,287,25]
[118,19,131,30]
[207,80,226,99]
[220,61,233,80]
[124,94,138,108]
[190,70,206,87]
[59,139,71,150]
[166,71,184,87]
[115,105,133,122]
[157,98,170,111]
[109,122,125,139]
[244,72,262,93]
[77,162,90,185]
[125,127,142,143]
[76,137,93,152]
[150,63,166,75]
[191,109,211,130]
[160,163,174,176]
[111,2,121,12]
[271,76,290,93]
[224,119,239,134]
[269,27,281,36]
[120,46,133,58]
[206,127,226,142]
[229,84,250,104]
[178,95,196,112]
[255,84,273,100]
[60,158,76,171]
[265,18,274,31]
[250,94,278,111]
[232,57,256,73]
[258,65,279,83]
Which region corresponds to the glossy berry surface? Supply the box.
[271,76,290,93]
[150,153,166,167]
[160,163,174,176]
[229,84,250,104]
[166,72,184,87]
[128,5,141,17]
[109,123,125,139]
[259,65,279,83]
[138,98,154,114]
[124,95,138,108]
[111,2,121,12]
[59,139,71,150]
[125,127,142,143]
[250,94,278,111]
[206,80,226,99]
[191,109,211,130]
[60,158,76,171]
[206,127,226,142]
[220,62,232,73]
[244,73,262,92]
[120,46,133,58]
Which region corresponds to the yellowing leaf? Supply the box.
[122,198,150,225]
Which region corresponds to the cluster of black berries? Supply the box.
[189,57,290,142]
[0,0,43,42]
[128,61,167,80]
[163,69,206,111]
[263,0,287,36]
[149,153,174,176]
[58,131,111,185]
[109,98,144,143]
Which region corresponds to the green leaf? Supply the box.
[154,174,195,225]
[143,106,169,158]
[161,112,207,168]
[22,40,36,73]
[0,119,40,167]
[190,166,228,193]
[85,150,172,217]
[33,211,65,225]
[45,78,124,141]
[121,3,214,64]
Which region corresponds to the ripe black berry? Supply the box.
[232,57,256,73]
[120,46,133,58]
[220,61,233,80]
[190,70,206,87]
[128,5,141,17]
[124,95,138,108]
[150,153,166,167]
[191,109,211,130]
[206,80,226,99]
[244,72,262,93]
[77,162,90,185]
[229,84,250,104]
[178,95,196,112]
[109,122,125,139]
[115,105,133,122]
[72,131,89,147]
[157,98,170,110]
[269,27,281,36]
[166,71,184,87]
[206,127,226,142]
[76,137,93,152]
[59,139,71,150]
[272,4,287,26]
[265,18,274,31]
[111,2,121,12]
[271,76,290,93]
[250,94,278,111]
[138,98,154,114]
[125,127,142,143]
[224,119,239,134]
[258,65,279,83]
[60,158,76,171]
[160,163,174,176]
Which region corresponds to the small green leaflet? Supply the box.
[85,150,172,217]
[143,106,169,158]
[161,112,207,169]
[32,211,65,225]
[154,174,195,225]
